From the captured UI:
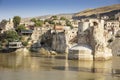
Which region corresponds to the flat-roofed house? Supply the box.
[8,42,22,49]
[21,30,33,35]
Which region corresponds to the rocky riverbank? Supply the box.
[15,48,30,57]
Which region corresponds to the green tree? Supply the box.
[30,18,36,22]
[51,16,58,20]
[35,20,44,27]
[60,17,66,20]
[44,19,49,23]
[13,16,21,28]
[22,41,28,46]
[31,18,44,27]
[48,20,55,25]
[16,24,26,33]
[66,20,71,26]
[66,20,73,29]
[4,30,20,42]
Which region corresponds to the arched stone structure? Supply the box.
[68,19,112,61]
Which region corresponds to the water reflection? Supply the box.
[92,61,112,73]
[0,53,40,71]
[0,53,119,73]
[53,60,113,73]
[0,53,119,80]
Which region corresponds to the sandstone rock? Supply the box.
[39,48,50,55]
[50,50,57,55]
[15,48,30,57]
[109,38,120,56]
[94,47,112,60]
[115,30,120,38]
[51,32,66,53]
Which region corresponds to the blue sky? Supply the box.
[0,0,120,20]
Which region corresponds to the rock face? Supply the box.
[15,48,30,57]
[109,38,120,56]
[68,19,112,61]
[51,27,78,53]
[52,32,66,53]
[73,4,120,20]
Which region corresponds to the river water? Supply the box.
[0,53,119,80]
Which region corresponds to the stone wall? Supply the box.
[68,19,112,61]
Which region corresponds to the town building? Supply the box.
[0,19,14,33]
[5,19,14,30]
[105,20,120,35]
[8,42,22,49]
[21,30,33,35]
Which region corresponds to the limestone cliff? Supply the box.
[52,32,66,53]
[110,38,120,56]
[74,4,120,20]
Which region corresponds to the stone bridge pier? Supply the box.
[68,19,112,61]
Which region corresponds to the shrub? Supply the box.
[22,41,28,46]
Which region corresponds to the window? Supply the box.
[93,22,98,26]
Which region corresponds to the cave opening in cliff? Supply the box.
[93,22,98,26]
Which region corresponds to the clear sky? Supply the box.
[0,0,120,20]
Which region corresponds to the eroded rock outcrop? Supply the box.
[15,48,30,57]
[52,32,66,53]
[51,27,78,53]
[109,38,120,56]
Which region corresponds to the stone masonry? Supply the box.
[68,18,112,61]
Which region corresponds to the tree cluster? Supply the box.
[31,18,44,27]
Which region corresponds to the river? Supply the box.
[0,53,119,80]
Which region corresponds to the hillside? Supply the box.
[21,4,120,22]
[21,13,73,22]
[73,4,120,19]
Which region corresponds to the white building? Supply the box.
[1,19,14,33]
[105,20,120,35]
[9,42,22,48]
